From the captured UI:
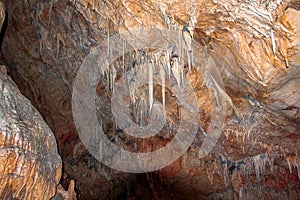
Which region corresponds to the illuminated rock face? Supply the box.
[0,2,61,200]
[0,0,299,199]
[0,67,62,199]
[0,35,62,200]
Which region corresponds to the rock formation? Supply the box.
[0,3,61,199]
[0,0,299,199]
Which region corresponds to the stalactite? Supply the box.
[109,64,117,92]
[141,92,148,126]
[35,3,39,25]
[252,153,268,183]
[284,50,289,68]
[122,39,125,72]
[171,56,181,86]
[160,66,165,112]
[230,168,244,198]
[148,60,154,112]
[270,29,276,55]
[286,154,300,181]
[105,67,109,88]
[182,9,197,72]
[92,0,96,11]
[267,150,275,173]
[107,20,110,62]
[178,31,184,86]
[210,75,240,118]
[160,7,170,29]
[109,65,113,91]
[166,50,171,79]
[134,96,140,125]
[182,24,192,72]
[220,154,229,186]
[48,0,53,28]
[127,66,137,104]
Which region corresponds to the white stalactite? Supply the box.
[148,61,154,112]
[122,39,125,71]
[127,67,137,103]
[166,51,171,79]
[159,64,166,111]
[105,68,109,88]
[286,154,300,181]
[107,22,110,61]
[270,29,276,55]
[111,64,117,92]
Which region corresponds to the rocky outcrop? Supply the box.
[0,3,62,196]
[0,63,62,199]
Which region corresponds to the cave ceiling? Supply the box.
[0,0,299,199]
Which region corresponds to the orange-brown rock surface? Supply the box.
[0,63,62,199]
[0,0,299,199]
[0,3,62,199]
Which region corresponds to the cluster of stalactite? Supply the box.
[99,9,197,126]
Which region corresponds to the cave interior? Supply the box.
[0,0,300,199]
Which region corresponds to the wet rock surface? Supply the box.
[0,65,61,199]
[0,2,61,199]
[0,0,299,199]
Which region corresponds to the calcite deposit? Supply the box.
[0,0,299,199]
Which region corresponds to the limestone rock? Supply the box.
[0,0,299,199]
[52,180,77,200]
[0,63,62,199]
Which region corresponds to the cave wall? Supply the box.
[0,0,299,199]
[0,2,61,199]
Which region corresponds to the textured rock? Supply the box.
[0,63,62,199]
[0,0,299,199]
[52,180,77,200]
[0,3,62,196]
